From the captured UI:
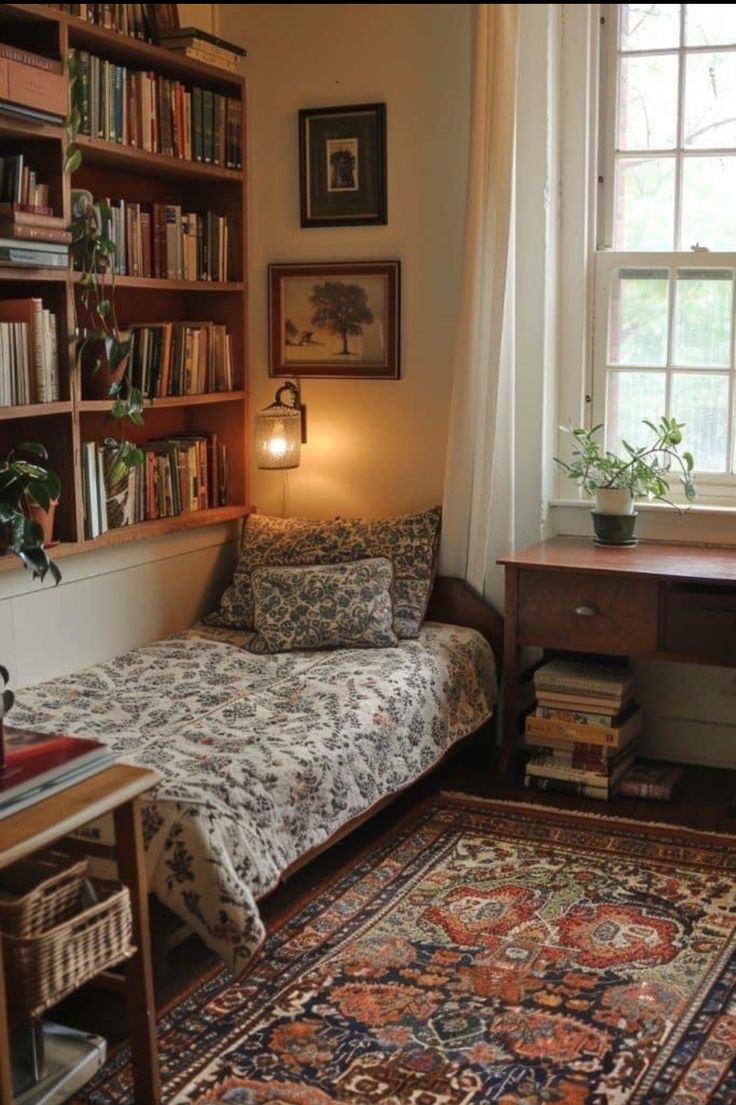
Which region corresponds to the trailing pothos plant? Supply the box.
[0,444,61,762]
[65,54,145,480]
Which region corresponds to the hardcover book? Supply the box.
[618,762,685,801]
[0,727,113,818]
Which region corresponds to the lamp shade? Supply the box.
[255,384,302,469]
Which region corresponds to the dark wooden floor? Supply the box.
[49,731,736,1044]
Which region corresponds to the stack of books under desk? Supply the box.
[524,659,642,800]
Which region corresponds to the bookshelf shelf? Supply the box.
[75,135,243,184]
[0,4,249,565]
[77,504,251,550]
[78,391,246,412]
[0,401,73,421]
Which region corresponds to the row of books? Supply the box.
[70,48,243,168]
[127,322,235,397]
[524,660,641,800]
[94,199,231,282]
[0,299,59,407]
[52,3,159,42]
[0,155,52,212]
[82,434,228,538]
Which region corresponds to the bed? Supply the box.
[11,578,501,975]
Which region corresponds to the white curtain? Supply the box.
[440,3,520,611]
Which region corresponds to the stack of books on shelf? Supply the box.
[128,321,234,397]
[0,154,69,267]
[52,3,156,41]
[0,727,114,819]
[82,434,228,538]
[89,198,230,281]
[70,48,243,167]
[0,299,60,406]
[524,659,642,800]
[158,27,247,74]
[0,42,66,126]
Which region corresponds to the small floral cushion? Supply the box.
[247,559,398,654]
[206,507,442,638]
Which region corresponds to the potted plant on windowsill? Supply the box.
[555,416,697,546]
[0,442,61,768]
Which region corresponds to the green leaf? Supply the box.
[0,665,8,685]
[17,442,48,459]
[65,146,82,174]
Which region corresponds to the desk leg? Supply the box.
[500,566,519,773]
[0,936,12,1105]
[114,798,161,1105]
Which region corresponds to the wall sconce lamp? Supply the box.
[255,381,306,469]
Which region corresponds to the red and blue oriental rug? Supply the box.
[79,795,736,1104]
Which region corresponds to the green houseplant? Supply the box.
[555,416,697,545]
[0,443,61,767]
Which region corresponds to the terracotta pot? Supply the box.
[28,499,59,546]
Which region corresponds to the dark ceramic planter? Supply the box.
[591,510,638,546]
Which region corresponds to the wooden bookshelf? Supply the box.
[0,4,250,568]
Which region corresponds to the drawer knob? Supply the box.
[574,603,599,617]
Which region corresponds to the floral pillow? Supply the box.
[247,559,398,654]
[206,506,442,638]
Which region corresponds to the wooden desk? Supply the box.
[499,537,736,764]
[0,764,161,1105]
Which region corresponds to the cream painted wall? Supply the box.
[218,3,472,519]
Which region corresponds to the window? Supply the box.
[595,3,736,496]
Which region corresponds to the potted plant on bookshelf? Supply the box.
[0,442,61,768]
[555,416,697,546]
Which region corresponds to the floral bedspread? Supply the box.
[11,622,497,974]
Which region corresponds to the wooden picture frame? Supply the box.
[299,103,387,228]
[269,261,400,380]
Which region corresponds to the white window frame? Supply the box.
[592,3,736,505]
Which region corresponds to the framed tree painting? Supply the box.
[269,261,400,379]
[299,104,387,227]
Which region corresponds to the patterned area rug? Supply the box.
[79,795,736,1105]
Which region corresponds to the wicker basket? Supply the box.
[0,854,89,939]
[2,882,135,1022]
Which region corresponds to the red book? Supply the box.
[0,726,113,818]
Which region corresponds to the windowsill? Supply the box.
[550,498,736,517]
[549,498,736,548]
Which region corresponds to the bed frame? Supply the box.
[276,576,504,883]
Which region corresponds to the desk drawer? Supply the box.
[664,587,736,663]
[517,570,659,653]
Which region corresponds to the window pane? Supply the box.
[685,3,736,46]
[619,55,678,150]
[608,269,670,365]
[681,156,736,250]
[671,372,730,470]
[605,371,667,452]
[685,52,736,148]
[620,4,681,50]
[674,270,733,366]
[614,157,675,249]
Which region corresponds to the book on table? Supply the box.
[0,727,114,819]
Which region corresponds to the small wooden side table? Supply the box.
[0,764,161,1105]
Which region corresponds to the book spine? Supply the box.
[536,705,616,726]
[0,225,71,243]
[535,674,628,697]
[525,775,612,800]
[617,780,672,800]
[526,715,619,746]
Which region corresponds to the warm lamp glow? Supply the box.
[255,382,303,469]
